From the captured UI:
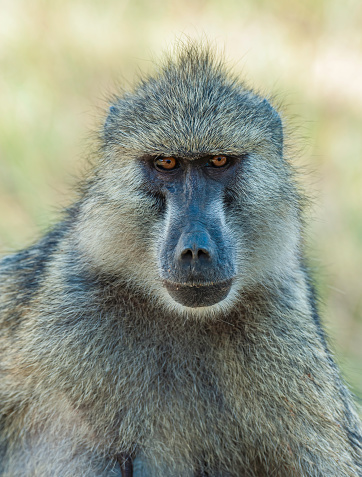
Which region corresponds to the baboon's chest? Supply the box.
[115,349,247,458]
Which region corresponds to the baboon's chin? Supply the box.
[163,280,232,308]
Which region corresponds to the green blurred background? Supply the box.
[0,0,361,406]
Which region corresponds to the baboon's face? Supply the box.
[78,147,300,317]
[140,154,239,308]
[78,51,301,316]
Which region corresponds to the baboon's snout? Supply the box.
[157,167,236,308]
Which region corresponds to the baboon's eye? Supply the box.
[154,157,178,171]
[210,155,228,167]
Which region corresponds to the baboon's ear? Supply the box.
[261,98,283,155]
[103,105,119,143]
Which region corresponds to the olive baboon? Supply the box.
[0,43,361,476]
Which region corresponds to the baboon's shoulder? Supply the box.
[0,229,63,325]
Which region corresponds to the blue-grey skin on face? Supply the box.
[141,153,238,308]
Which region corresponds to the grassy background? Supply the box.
[0,0,361,406]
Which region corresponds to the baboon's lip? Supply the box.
[163,279,233,308]
[163,279,233,288]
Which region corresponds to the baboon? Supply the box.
[0,43,361,477]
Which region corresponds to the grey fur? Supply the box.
[0,42,361,476]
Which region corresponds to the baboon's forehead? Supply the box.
[104,58,281,157]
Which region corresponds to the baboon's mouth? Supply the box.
[163,279,232,308]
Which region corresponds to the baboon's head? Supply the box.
[77,44,301,317]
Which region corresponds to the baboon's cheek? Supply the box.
[163,280,232,308]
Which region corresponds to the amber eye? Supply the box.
[154,157,178,171]
[210,155,228,167]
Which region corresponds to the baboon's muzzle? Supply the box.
[159,169,236,308]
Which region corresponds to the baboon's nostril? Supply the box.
[180,247,211,261]
[181,249,193,261]
[197,249,210,260]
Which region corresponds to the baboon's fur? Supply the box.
[0,43,361,476]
